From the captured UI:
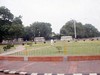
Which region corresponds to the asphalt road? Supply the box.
[0,60,100,74]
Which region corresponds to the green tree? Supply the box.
[0,6,14,42]
[30,22,52,39]
[60,20,100,38]
[84,24,100,38]
[12,16,24,39]
[75,22,85,38]
[2,16,24,41]
[60,20,76,38]
[23,26,32,41]
[13,16,22,24]
[0,6,24,42]
[0,6,13,21]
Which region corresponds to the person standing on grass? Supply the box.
[51,39,54,46]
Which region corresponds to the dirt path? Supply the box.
[0,45,25,56]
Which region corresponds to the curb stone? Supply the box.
[0,69,99,75]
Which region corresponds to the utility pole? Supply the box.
[73,20,77,39]
[39,31,40,37]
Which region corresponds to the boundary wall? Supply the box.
[0,55,100,61]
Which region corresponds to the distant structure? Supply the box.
[61,36,72,41]
[34,37,45,42]
[2,38,23,44]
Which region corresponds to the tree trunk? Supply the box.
[0,37,3,43]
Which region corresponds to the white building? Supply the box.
[34,37,45,42]
[61,36,72,41]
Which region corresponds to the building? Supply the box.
[61,36,72,41]
[34,37,45,42]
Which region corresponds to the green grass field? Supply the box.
[0,45,6,53]
[10,40,100,56]
[0,45,17,54]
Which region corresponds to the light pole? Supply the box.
[34,29,35,37]
[39,31,40,37]
[37,29,40,37]
[73,20,77,39]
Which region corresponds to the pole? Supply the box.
[64,41,67,55]
[39,31,40,37]
[73,20,77,39]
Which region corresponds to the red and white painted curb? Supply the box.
[0,69,99,75]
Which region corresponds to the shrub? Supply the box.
[22,43,25,45]
[91,39,94,41]
[83,39,85,41]
[7,44,14,48]
[68,40,70,42]
[55,46,62,53]
[44,41,46,44]
[3,46,8,51]
[3,44,14,51]
[27,42,32,46]
[35,42,37,44]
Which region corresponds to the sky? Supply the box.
[0,0,100,33]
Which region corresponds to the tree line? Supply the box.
[60,20,100,38]
[0,6,100,43]
[23,22,52,41]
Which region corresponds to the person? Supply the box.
[51,39,54,45]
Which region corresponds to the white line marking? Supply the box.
[9,71,16,74]
[19,71,27,74]
[31,73,38,75]
[73,73,82,75]
[90,73,97,75]
[45,73,52,75]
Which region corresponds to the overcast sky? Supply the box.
[0,0,100,33]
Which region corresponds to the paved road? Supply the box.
[0,60,100,74]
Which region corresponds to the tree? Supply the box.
[0,6,14,42]
[60,20,76,38]
[60,20,100,38]
[84,24,100,38]
[0,6,24,42]
[75,22,85,38]
[11,16,24,39]
[30,22,52,39]
[23,26,32,41]
[0,6,14,21]
[2,16,24,41]
[13,16,22,25]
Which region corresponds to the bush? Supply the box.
[55,46,62,53]
[83,39,85,41]
[7,44,14,48]
[3,46,8,51]
[97,38,99,40]
[22,43,25,45]
[44,41,46,44]
[27,42,32,46]
[91,39,94,41]
[68,40,70,42]
[3,44,14,51]
[35,42,37,44]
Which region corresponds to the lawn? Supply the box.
[0,45,6,53]
[10,40,100,56]
[0,45,17,54]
